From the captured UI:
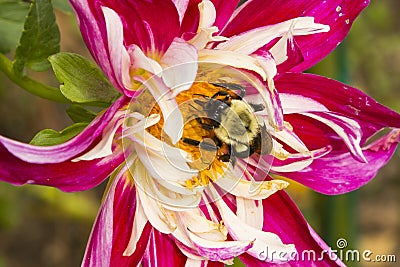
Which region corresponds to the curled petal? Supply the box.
[218,17,329,56]
[223,0,370,71]
[216,166,289,200]
[276,73,400,143]
[0,97,126,164]
[187,229,253,262]
[302,111,366,162]
[278,129,400,195]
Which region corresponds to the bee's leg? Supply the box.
[182,137,218,151]
[218,154,231,162]
[212,83,246,99]
[210,90,229,99]
[199,139,218,151]
[182,137,200,146]
[249,103,265,112]
[195,117,215,130]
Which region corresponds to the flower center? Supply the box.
[146,82,239,189]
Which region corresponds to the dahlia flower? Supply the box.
[1,0,399,266]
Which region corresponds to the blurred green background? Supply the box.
[0,1,399,266]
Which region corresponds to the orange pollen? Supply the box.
[146,82,229,189]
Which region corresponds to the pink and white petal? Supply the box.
[222,0,370,72]
[82,168,152,267]
[214,193,296,263]
[276,73,400,142]
[69,0,118,92]
[217,17,329,56]
[161,38,198,95]
[280,93,328,114]
[142,229,187,267]
[123,194,149,256]
[102,7,133,93]
[277,129,400,195]
[270,146,332,173]
[301,111,366,162]
[93,0,181,53]
[172,0,190,24]
[215,166,289,200]
[179,0,239,37]
[0,145,124,192]
[239,183,345,266]
[127,44,163,76]
[210,0,240,32]
[187,229,253,262]
[0,96,126,164]
[199,49,267,81]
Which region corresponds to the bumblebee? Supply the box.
[183,83,273,164]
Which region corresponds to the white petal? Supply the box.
[133,130,197,183]
[127,44,163,76]
[181,209,227,241]
[273,126,309,154]
[123,194,148,256]
[185,259,205,267]
[72,112,124,162]
[148,179,202,210]
[198,0,216,29]
[280,93,329,114]
[144,76,184,144]
[213,190,296,262]
[198,49,267,81]
[102,7,132,90]
[161,38,198,96]
[236,198,263,230]
[216,17,329,55]
[134,162,177,233]
[216,167,289,200]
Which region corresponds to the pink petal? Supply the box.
[142,229,187,267]
[240,182,346,266]
[0,144,124,192]
[180,0,240,36]
[276,73,400,143]
[91,0,180,53]
[275,129,400,195]
[0,96,126,164]
[82,170,152,267]
[222,0,370,72]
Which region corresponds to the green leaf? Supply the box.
[30,122,89,146]
[52,0,73,13]
[13,0,60,73]
[66,105,97,123]
[49,52,121,104]
[0,1,30,53]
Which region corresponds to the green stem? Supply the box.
[0,53,71,104]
